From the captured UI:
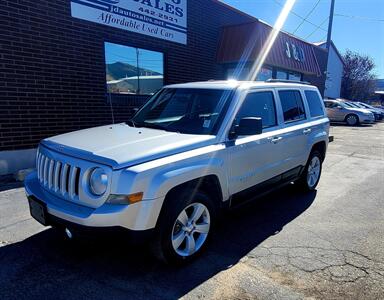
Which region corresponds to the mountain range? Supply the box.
[106,62,161,82]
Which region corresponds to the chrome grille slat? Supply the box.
[48,160,54,189]
[53,161,61,192]
[60,164,69,195]
[68,167,78,199]
[43,157,49,186]
[38,154,44,182]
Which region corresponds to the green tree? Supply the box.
[341,50,377,101]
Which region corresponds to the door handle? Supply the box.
[303,128,312,135]
[269,136,283,144]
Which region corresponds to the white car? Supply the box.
[25,80,330,264]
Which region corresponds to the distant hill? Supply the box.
[106,62,161,82]
[375,79,384,91]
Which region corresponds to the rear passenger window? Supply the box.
[237,91,277,129]
[305,90,325,117]
[279,90,306,123]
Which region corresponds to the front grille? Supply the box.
[37,151,81,200]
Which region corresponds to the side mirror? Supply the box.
[336,105,343,109]
[235,117,263,136]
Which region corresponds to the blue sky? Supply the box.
[221,0,384,78]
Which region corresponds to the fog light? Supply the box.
[107,192,143,205]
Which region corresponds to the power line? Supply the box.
[292,0,322,34]
[272,0,328,32]
[305,17,329,40]
[335,13,384,22]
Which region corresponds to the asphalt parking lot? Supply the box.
[1,123,383,300]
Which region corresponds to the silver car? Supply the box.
[324,99,375,126]
[356,102,384,121]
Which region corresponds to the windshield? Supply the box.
[343,102,358,108]
[359,103,373,109]
[349,102,363,108]
[131,88,233,135]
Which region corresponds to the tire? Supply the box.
[151,188,216,265]
[297,150,323,192]
[345,114,359,126]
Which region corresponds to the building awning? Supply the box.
[217,21,322,76]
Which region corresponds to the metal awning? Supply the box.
[217,21,323,76]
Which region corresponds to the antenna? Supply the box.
[107,86,115,124]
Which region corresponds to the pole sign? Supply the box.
[71,0,187,45]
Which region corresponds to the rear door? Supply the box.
[275,89,310,172]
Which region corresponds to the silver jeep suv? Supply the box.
[25,80,330,264]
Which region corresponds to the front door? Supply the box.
[228,90,283,196]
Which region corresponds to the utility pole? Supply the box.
[326,0,336,50]
[324,0,336,97]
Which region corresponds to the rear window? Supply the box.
[279,90,306,123]
[305,90,325,118]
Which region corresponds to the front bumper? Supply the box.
[25,172,164,232]
[360,115,375,124]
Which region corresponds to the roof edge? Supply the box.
[209,0,257,21]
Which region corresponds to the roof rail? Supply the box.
[266,79,311,85]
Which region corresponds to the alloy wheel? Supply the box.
[307,156,321,188]
[346,115,358,126]
[171,203,210,257]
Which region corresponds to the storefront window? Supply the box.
[256,67,273,81]
[289,72,302,81]
[227,67,250,80]
[105,42,164,95]
[276,70,288,80]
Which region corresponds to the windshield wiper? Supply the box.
[126,119,137,128]
[136,122,168,131]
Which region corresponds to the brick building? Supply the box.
[0,0,327,175]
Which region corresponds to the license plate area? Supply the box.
[28,197,48,226]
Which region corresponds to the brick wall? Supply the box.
[0,0,253,151]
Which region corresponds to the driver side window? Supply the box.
[236,91,277,129]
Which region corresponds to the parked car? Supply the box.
[324,99,375,126]
[25,80,330,264]
[344,101,381,121]
[355,102,384,121]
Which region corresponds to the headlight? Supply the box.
[89,168,108,196]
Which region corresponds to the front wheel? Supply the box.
[151,189,216,265]
[297,150,323,191]
[345,114,359,126]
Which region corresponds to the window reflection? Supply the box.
[105,42,164,95]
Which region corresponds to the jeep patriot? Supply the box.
[25,80,330,264]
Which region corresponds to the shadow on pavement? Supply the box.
[0,185,316,300]
[330,122,374,128]
[0,176,24,192]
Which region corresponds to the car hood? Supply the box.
[42,123,217,169]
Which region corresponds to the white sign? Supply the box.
[71,0,187,45]
[285,42,305,63]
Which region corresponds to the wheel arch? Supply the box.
[344,113,360,124]
[310,141,327,161]
[154,174,224,228]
